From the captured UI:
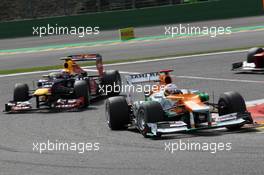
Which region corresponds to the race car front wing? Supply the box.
[232,61,264,72]
[4,97,85,113]
[144,112,251,137]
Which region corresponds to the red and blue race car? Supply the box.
[4,54,121,113]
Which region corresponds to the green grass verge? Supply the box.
[0,45,264,75]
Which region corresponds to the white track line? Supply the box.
[0,69,137,78]
[176,75,264,84]
[2,68,264,106]
[0,49,248,78]
[90,69,264,106]
[0,70,56,78]
[99,49,247,67]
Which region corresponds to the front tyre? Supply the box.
[218,91,251,130]
[137,101,164,138]
[105,96,130,130]
[74,80,90,108]
[13,83,30,102]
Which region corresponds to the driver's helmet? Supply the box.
[164,83,181,96]
[61,70,71,79]
[48,72,63,79]
[48,70,70,80]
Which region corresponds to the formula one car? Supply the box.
[4,54,121,113]
[232,47,264,72]
[105,70,253,138]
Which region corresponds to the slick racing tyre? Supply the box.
[137,101,164,138]
[102,70,122,96]
[13,83,30,102]
[218,91,251,130]
[74,80,90,108]
[105,96,130,130]
[247,47,263,63]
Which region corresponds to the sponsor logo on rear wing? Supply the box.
[60,54,102,61]
[60,54,104,76]
[126,72,160,85]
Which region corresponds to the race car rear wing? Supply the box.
[125,70,173,103]
[61,54,104,77]
[125,72,160,103]
[126,72,160,85]
[126,69,173,85]
[61,54,102,61]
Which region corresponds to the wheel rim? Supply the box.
[219,100,228,115]
[137,110,146,131]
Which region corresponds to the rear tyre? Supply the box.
[137,101,164,138]
[74,80,89,108]
[102,70,122,96]
[13,83,30,102]
[105,96,130,130]
[218,91,249,130]
[247,47,263,63]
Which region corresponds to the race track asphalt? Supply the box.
[0,16,264,70]
[1,15,264,50]
[0,51,263,175]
